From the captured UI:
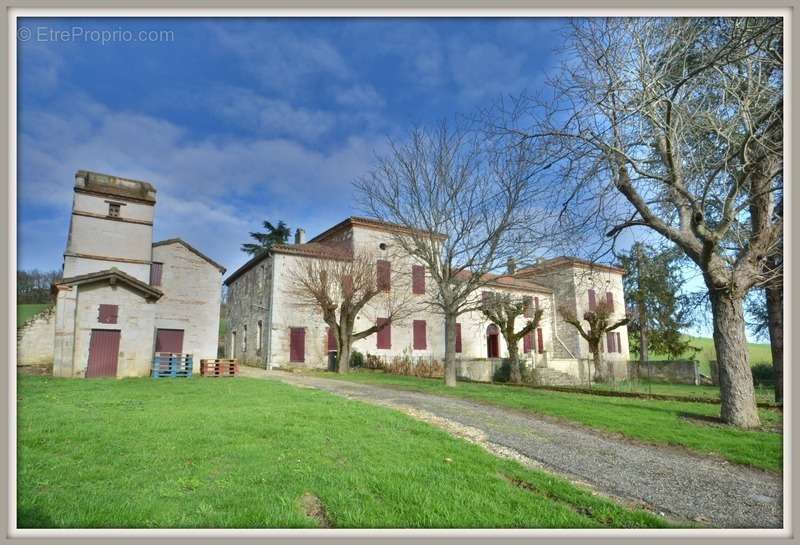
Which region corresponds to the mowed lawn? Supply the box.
[583,380,776,403]
[17,376,668,529]
[310,371,782,473]
[17,304,50,326]
[631,335,773,374]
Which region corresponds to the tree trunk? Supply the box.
[444,311,457,387]
[507,338,521,384]
[591,341,603,382]
[709,290,761,428]
[765,276,783,403]
[336,324,351,374]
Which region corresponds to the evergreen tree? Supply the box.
[620,243,696,363]
[241,220,292,256]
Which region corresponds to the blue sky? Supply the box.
[17,17,564,278]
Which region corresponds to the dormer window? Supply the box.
[108,203,121,217]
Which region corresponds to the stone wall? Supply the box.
[17,306,55,366]
[632,360,700,385]
[224,255,273,367]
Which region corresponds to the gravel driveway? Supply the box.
[241,368,782,529]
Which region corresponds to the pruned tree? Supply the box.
[241,220,292,256]
[289,249,414,373]
[492,18,782,427]
[560,301,629,383]
[482,293,544,383]
[620,242,697,363]
[354,121,557,387]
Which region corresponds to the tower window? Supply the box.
[108,203,121,217]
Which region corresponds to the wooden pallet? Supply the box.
[200,359,239,377]
[152,353,193,379]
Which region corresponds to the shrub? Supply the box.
[751,363,775,386]
[493,359,531,383]
[349,350,365,369]
[364,354,385,370]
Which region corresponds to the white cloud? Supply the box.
[334,84,385,109]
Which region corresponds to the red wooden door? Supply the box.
[155,329,184,354]
[289,328,305,362]
[486,324,500,358]
[86,329,121,378]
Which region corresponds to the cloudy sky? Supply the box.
[17,17,565,278]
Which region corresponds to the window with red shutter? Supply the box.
[523,296,533,318]
[523,332,532,353]
[606,331,616,353]
[588,289,597,310]
[376,318,391,349]
[377,260,391,291]
[536,328,544,353]
[327,327,337,351]
[606,292,614,312]
[150,262,163,286]
[413,320,427,350]
[455,323,462,353]
[341,275,354,298]
[412,265,425,294]
[289,328,305,362]
[98,304,118,324]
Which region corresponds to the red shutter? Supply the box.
[155,329,184,353]
[98,304,118,324]
[588,289,597,310]
[536,328,544,353]
[289,328,305,362]
[150,262,163,286]
[376,318,391,349]
[606,292,614,312]
[455,323,462,353]
[413,320,427,350]
[412,265,425,294]
[606,331,615,353]
[327,327,337,351]
[377,260,391,291]
[616,332,622,354]
[341,275,354,298]
[523,296,533,318]
[523,332,532,353]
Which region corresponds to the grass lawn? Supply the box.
[584,380,775,404]
[309,371,782,473]
[17,304,50,326]
[17,375,668,529]
[632,335,773,374]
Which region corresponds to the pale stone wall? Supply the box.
[73,192,155,223]
[224,256,272,366]
[570,267,629,360]
[62,256,151,283]
[53,287,78,377]
[17,306,55,366]
[152,242,223,367]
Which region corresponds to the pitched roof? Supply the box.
[54,268,163,300]
[518,256,626,276]
[152,238,226,273]
[223,241,353,286]
[309,216,448,243]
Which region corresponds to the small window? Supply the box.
[588,289,597,310]
[412,265,425,295]
[376,318,391,349]
[455,323,462,353]
[149,262,163,286]
[108,203,121,217]
[98,304,118,324]
[413,320,427,350]
[377,260,391,291]
[243,325,248,353]
[523,296,533,318]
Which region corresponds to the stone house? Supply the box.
[17,170,226,378]
[223,216,630,381]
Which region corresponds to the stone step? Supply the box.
[531,367,582,387]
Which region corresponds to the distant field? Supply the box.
[17,304,51,326]
[631,335,773,375]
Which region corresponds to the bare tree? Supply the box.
[492,18,782,427]
[482,293,544,383]
[354,122,556,387]
[290,249,414,373]
[560,301,629,383]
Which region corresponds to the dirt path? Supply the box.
[240,368,782,529]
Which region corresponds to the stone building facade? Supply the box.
[17,170,226,378]
[223,216,629,381]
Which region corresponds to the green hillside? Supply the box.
[17,304,51,327]
[632,335,773,374]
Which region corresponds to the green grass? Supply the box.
[310,370,782,473]
[16,304,50,326]
[583,380,775,403]
[632,335,773,374]
[17,375,668,529]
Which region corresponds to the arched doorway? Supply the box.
[486,324,500,358]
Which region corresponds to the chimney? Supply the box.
[507,257,517,275]
[294,228,306,245]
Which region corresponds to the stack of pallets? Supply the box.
[152,353,193,379]
[200,359,239,377]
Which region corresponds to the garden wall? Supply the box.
[629,359,699,385]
